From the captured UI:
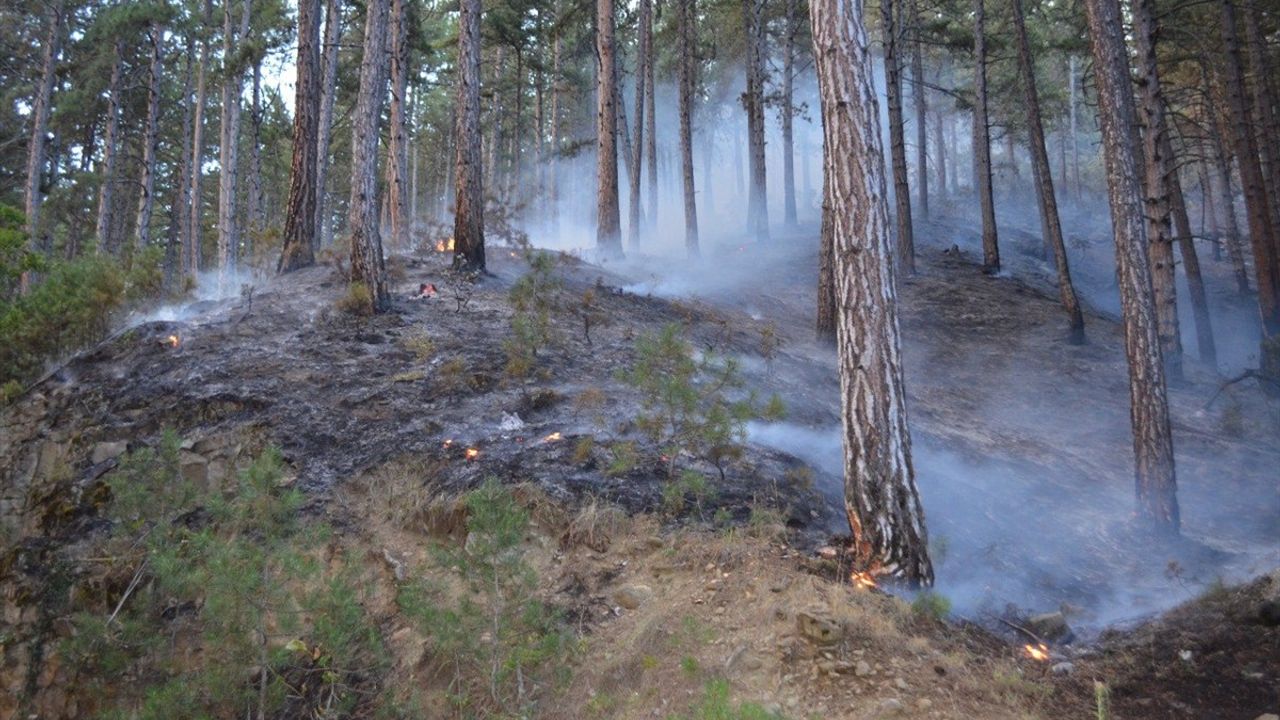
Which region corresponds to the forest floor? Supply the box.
[1,210,1278,719]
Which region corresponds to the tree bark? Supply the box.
[1201,61,1250,294]
[1011,0,1085,344]
[134,21,165,255]
[169,29,197,277]
[1244,1,1280,239]
[1083,0,1179,536]
[782,0,799,226]
[247,58,265,255]
[910,0,927,218]
[278,0,322,273]
[188,0,213,275]
[1163,128,1217,366]
[454,0,486,272]
[645,0,658,231]
[743,0,770,242]
[1069,55,1080,200]
[881,0,914,272]
[816,170,836,344]
[1220,0,1280,339]
[596,0,623,256]
[628,0,651,250]
[810,0,933,587]
[315,0,342,251]
[95,39,124,256]
[218,0,252,283]
[23,0,64,267]
[678,0,699,256]
[549,10,562,234]
[349,0,392,309]
[386,0,410,253]
[973,0,999,273]
[1131,0,1182,380]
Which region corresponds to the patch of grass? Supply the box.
[676,679,785,720]
[1094,680,1111,720]
[391,370,426,383]
[402,329,435,362]
[680,655,701,677]
[605,441,639,477]
[910,591,952,621]
[572,436,596,465]
[336,281,374,316]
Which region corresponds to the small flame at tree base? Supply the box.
[851,571,878,590]
[1023,643,1050,662]
[543,432,563,443]
[165,335,180,348]
[435,237,456,253]
[465,448,480,461]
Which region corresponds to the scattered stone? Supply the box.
[855,660,873,677]
[178,450,209,486]
[1051,662,1075,675]
[797,610,844,645]
[613,584,653,610]
[90,441,128,465]
[877,698,903,714]
[916,698,933,710]
[1027,611,1074,643]
[894,677,908,690]
[1253,714,1279,720]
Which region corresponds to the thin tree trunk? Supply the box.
[645,0,658,231]
[247,58,265,255]
[933,103,946,206]
[315,0,341,251]
[910,0,927,218]
[22,0,64,269]
[134,21,165,255]
[1202,62,1250,293]
[678,0,699,256]
[218,0,252,283]
[743,0,770,242]
[188,0,213,275]
[1132,0,1183,380]
[170,30,197,277]
[549,12,562,233]
[278,0,321,273]
[782,0,799,226]
[816,169,836,344]
[349,0,392,308]
[1069,55,1080,200]
[95,40,124,256]
[810,0,933,586]
[973,0,999,272]
[628,0,650,249]
[1163,129,1217,366]
[1220,0,1280,340]
[881,0,914,271]
[454,0,485,271]
[1011,0,1085,344]
[1083,0,1179,536]
[386,0,410,253]
[596,0,623,256]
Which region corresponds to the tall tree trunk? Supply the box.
[169,30,197,277]
[1011,0,1085,344]
[645,0,658,231]
[247,58,265,256]
[743,0,770,242]
[628,0,651,250]
[1220,0,1280,340]
[1069,55,1080,200]
[386,0,410,253]
[909,0,927,218]
[810,0,933,587]
[315,0,342,251]
[816,169,836,344]
[678,0,699,256]
[1244,1,1280,237]
[218,0,252,282]
[596,0,623,256]
[95,40,124,256]
[549,12,562,234]
[349,0,392,308]
[278,0,321,273]
[23,0,64,270]
[134,21,165,255]
[782,0,799,226]
[188,0,213,275]
[973,0,999,272]
[454,0,485,272]
[1202,62,1250,293]
[933,63,947,206]
[1131,0,1183,380]
[881,0,914,272]
[1162,128,1217,365]
[1083,0,1179,536]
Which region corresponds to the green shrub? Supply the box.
[910,591,952,621]
[336,281,374,315]
[504,251,562,377]
[676,679,785,720]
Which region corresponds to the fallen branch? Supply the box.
[1204,369,1280,410]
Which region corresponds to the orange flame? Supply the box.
[543,432,563,443]
[435,237,456,253]
[165,334,180,348]
[442,439,454,449]
[1023,643,1050,662]
[465,447,480,461]
[851,571,878,590]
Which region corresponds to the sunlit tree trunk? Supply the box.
[95,40,124,256]
[134,21,165,255]
[811,0,932,585]
[1131,0,1182,380]
[454,0,485,271]
[973,0,999,273]
[315,0,341,251]
[678,0,699,256]
[386,0,410,253]
[22,0,64,273]
[596,0,623,256]
[279,0,321,273]
[349,0,392,309]
[1011,0,1085,344]
[910,0,927,218]
[743,0,769,242]
[1083,0,1179,536]
[881,0,914,272]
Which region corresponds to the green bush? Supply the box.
[505,251,562,377]
[0,204,43,301]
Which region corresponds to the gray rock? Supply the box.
[796,610,844,645]
[91,441,128,465]
[1051,662,1075,675]
[855,660,873,677]
[877,698,903,714]
[1027,611,1074,642]
[613,584,653,610]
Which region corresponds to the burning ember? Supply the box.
[851,571,878,590]
[442,439,454,449]
[465,447,480,461]
[435,237,456,253]
[414,283,437,299]
[1023,643,1050,662]
[164,334,180,348]
[543,431,563,443]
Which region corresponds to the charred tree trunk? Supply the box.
[782,0,799,226]
[1083,0,1179,536]
[628,0,651,250]
[1132,0,1182,380]
[743,0,770,242]
[882,0,915,272]
[278,0,321,273]
[1163,129,1217,366]
[596,0,623,256]
[23,0,64,267]
[134,21,165,255]
[454,0,486,272]
[810,0,933,586]
[95,40,124,256]
[910,0,927,218]
[1011,0,1085,344]
[315,0,342,251]
[1220,0,1280,339]
[188,0,213,274]
[678,0,699,256]
[973,0,999,273]
[1244,1,1280,238]
[386,0,410,253]
[348,0,391,309]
